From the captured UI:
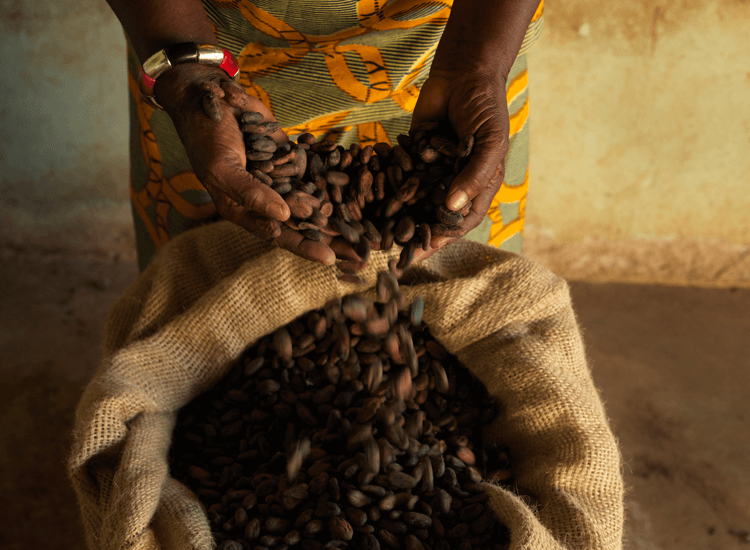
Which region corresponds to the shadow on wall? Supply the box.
[0,0,131,256]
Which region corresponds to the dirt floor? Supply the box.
[1,244,748,550]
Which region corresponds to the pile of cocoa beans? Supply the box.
[240,113,474,275]
[171,273,514,550]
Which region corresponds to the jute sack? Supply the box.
[68,221,624,550]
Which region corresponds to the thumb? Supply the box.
[446,126,507,211]
[219,167,291,221]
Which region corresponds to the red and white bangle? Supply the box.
[138,43,240,109]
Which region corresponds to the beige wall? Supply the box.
[526,0,750,244]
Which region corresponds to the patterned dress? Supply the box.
[127,0,544,270]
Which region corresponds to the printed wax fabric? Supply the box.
[126,0,544,270]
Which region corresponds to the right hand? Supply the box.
[154,63,338,266]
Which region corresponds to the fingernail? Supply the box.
[270,203,288,220]
[448,190,469,211]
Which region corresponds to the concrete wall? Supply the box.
[526,0,750,244]
[0,0,132,257]
[1,0,748,283]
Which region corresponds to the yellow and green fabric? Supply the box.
[127,0,544,270]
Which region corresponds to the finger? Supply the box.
[219,167,290,221]
[213,193,243,223]
[203,93,223,122]
[445,174,496,241]
[446,127,507,212]
[237,108,289,145]
[213,196,282,240]
[428,183,494,250]
[199,81,225,99]
[428,235,458,250]
[264,122,289,146]
[330,238,361,262]
[338,259,368,274]
[412,241,445,264]
[243,214,282,240]
[461,188,494,233]
[276,227,337,266]
[220,80,250,108]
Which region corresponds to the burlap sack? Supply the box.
[69,221,623,550]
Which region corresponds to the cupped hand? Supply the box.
[153,64,337,265]
[411,68,510,254]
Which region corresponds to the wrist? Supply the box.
[424,65,508,92]
[433,0,541,79]
[152,63,225,115]
[431,46,514,80]
[139,43,240,109]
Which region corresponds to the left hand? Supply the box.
[411,68,509,254]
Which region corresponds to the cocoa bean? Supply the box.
[310,140,338,153]
[360,145,374,164]
[378,529,399,549]
[455,447,476,466]
[304,519,325,535]
[392,145,413,172]
[272,149,297,166]
[429,136,457,157]
[252,169,274,186]
[325,171,350,187]
[266,517,292,533]
[384,198,403,218]
[171,258,514,550]
[272,181,293,195]
[270,163,299,178]
[245,517,261,539]
[252,137,278,153]
[247,150,274,161]
[329,516,354,541]
[274,328,293,362]
[328,219,359,244]
[327,147,342,168]
[394,216,416,244]
[418,146,441,164]
[340,150,353,171]
[356,237,371,264]
[316,501,342,518]
[374,171,386,201]
[241,111,265,125]
[405,535,425,550]
[419,224,432,252]
[302,229,323,242]
[435,205,464,228]
[457,135,474,158]
[254,160,275,173]
[346,200,363,222]
[395,177,421,205]
[396,240,417,272]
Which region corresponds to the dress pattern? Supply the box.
[127,0,544,269]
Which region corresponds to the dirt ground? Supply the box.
[1,244,748,550]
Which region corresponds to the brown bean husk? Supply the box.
[68,221,623,550]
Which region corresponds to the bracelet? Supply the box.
[138,43,240,110]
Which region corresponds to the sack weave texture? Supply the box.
[69,221,624,550]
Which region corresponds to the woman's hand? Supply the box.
[154,64,337,265]
[411,68,509,253]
